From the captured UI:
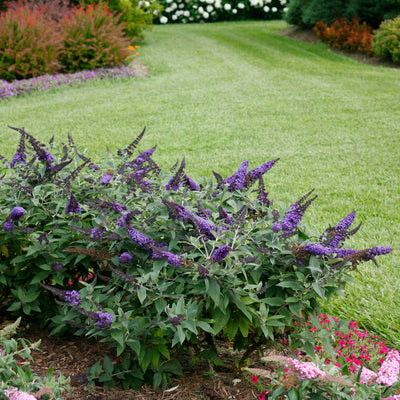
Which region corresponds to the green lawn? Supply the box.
[1,20,400,345]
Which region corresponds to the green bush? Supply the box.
[58,3,131,73]
[0,127,392,389]
[285,0,400,29]
[372,15,400,63]
[0,1,64,81]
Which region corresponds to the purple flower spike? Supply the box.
[119,252,133,263]
[367,246,392,258]
[182,174,200,191]
[224,160,249,191]
[89,164,100,170]
[3,221,14,232]
[10,206,25,221]
[97,312,113,329]
[304,243,331,256]
[151,248,181,267]
[333,248,359,258]
[248,158,279,185]
[127,227,156,249]
[65,194,82,214]
[10,152,27,167]
[133,146,157,166]
[64,290,81,306]
[213,245,232,262]
[326,211,357,248]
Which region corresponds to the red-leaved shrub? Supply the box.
[314,18,374,56]
[59,3,131,73]
[0,1,64,81]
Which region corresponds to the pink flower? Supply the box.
[251,375,258,383]
[376,349,400,387]
[354,365,377,384]
[280,357,326,380]
[4,388,37,400]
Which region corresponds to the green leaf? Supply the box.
[227,290,252,321]
[103,355,114,374]
[155,298,167,314]
[263,297,285,306]
[7,301,21,312]
[30,270,49,284]
[196,321,215,334]
[212,308,231,335]
[289,302,303,317]
[277,281,304,291]
[312,282,325,299]
[159,359,183,376]
[226,318,239,340]
[206,278,221,307]
[238,318,249,337]
[137,286,146,304]
[22,304,32,314]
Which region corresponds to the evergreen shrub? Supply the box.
[0,126,392,389]
[372,15,400,64]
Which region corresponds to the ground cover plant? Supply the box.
[0,125,393,395]
[372,15,400,64]
[0,19,399,358]
[0,318,70,400]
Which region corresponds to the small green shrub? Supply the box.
[372,15,400,63]
[0,126,392,389]
[0,0,64,81]
[314,18,373,55]
[58,3,131,73]
[0,318,70,399]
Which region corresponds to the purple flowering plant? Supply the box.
[0,126,392,391]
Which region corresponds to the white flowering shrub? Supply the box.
[155,0,288,24]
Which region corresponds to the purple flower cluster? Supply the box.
[0,66,136,100]
[304,243,331,256]
[65,194,82,214]
[152,248,181,267]
[97,312,113,329]
[38,150,54,165]
[212,245,232,262]
[127,227,156,249]
[100,172,113,185]
[248,158,279,184]
[64,290,81,306]
[119,252,133,263]
[2,221,14,232]
[326,211,356,248]
[182,174,200,191]
[9,152,27,167]
[10,206,26,221]
[133,146,156,167]
[224,160,249,191]
[367,246,392,258]
[272,204,304,233]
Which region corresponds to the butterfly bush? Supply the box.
[0,126,392,390]
[156,0,288,24]
[0,66,136,101]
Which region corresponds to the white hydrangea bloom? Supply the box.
[271,6,277,11]
[283,7,288,11]
[224,3,231,10]
[238,2,245,8]
[172,14,178,19]
[198,6,204,13]
[280,0,287,4]
[160,15,168,23]
[183,10,190,16]
[232,8,237,13]
[203,11,209,18]
[206,5,213,11]
[263,5,269,12]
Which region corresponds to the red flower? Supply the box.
[251,375,258,384]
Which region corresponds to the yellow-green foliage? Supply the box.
[0,317,21,340]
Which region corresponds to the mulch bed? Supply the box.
[13,320,263,400]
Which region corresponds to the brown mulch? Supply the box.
[13,320,263,400]
[275,26,400,69]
